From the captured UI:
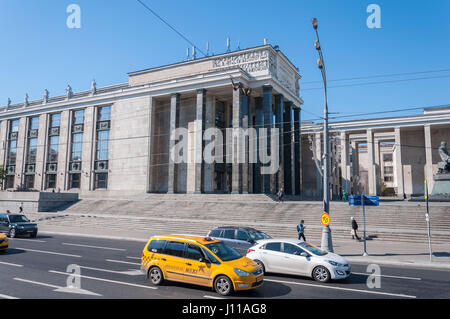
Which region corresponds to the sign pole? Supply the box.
[362,192,368,256]
[425,180,433,262]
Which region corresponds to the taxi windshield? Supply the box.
[8,215,30,223]
[205,242,242,262]
[298,242,328,256]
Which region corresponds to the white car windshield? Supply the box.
[298,242,327,256]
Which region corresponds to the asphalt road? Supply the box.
[0,234,449,300]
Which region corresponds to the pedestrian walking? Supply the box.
[19,202,23,214]
[277,188,285,203]
[297,220,306,241]
[351,217,361,241]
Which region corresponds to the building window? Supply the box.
[46,174,57,189]
[96,131,110,160]
[27,138,38,165]
[95,173,108,189]
[94,106,111,190]
[71,133,83,162]
[384,176,394,182]
[384,166,394,175]
[98,106,111,122]
[50,113,61,128]
[11,119,19,133]
[25,175,35,189]
[6,176,15,189]
[69,173,81,189]
[383,153,393,162]
[48,136,59,163]
[7,140,17,165]
[73,110,85,125]
[29,117,39,131]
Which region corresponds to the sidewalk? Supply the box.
[37,223,450,271]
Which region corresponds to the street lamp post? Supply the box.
[312,18,334,253]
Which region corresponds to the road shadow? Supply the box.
[1,248,27,255]
[160,279,292,298]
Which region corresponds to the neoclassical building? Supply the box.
[302,106,450,199]
[0,45,304,196]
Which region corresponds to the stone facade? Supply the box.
[0,45,303,197]
[302,107,450,198]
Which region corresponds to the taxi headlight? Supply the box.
[234,268,250,277]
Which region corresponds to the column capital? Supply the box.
[196,89,207,95]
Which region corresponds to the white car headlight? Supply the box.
[327,260,341,267]
[234,268,250,277]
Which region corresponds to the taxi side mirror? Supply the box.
[300,252,309,258]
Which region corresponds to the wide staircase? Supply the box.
[48,194,450,244]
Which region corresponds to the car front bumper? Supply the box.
[13,228,38,236]
[331,266,351,279]
[233,275,264,291]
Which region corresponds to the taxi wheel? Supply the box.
[148,267,164,286]
[313,266,331,283]
[254,260,266,274]
[214,275,233,296]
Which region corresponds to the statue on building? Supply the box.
[43,89,49,104]
[24,94,29,107]
[91,79,97,95]
[438,141,450,174]
[66,85,73,99]
[6,98,11,110]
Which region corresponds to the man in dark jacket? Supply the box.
[351,217,361,240]
[297,220,306,241]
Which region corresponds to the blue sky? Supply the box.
[0,0,449,121]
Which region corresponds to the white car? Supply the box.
[246,239,351,283]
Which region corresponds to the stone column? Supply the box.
[203,95,215,193]
[168,93,180,194]
[35,114,49,191]
[394,127,404,198]
[293,107,301,195]
[351,141,360,194]
[274,95,284,191]
[15,117,28,189]
[146,96,156,193]
[81,106,96,192]
[194,89,206,194]
[241,93,250,194]
[262,86,273,194]
[248,97,254,194]
[254,97,263,194]
[231,87,244,194]
[424,125,434,191]
[340,131,350,194]
[57,110,71,191]
[367,129,377,195]
[0,120,8,169]
[283,101,293,195]
[315,132,323,198]
[374,139,381,195]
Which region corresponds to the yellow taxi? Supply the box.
[0,234,9,252]
[141,235,263,296]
